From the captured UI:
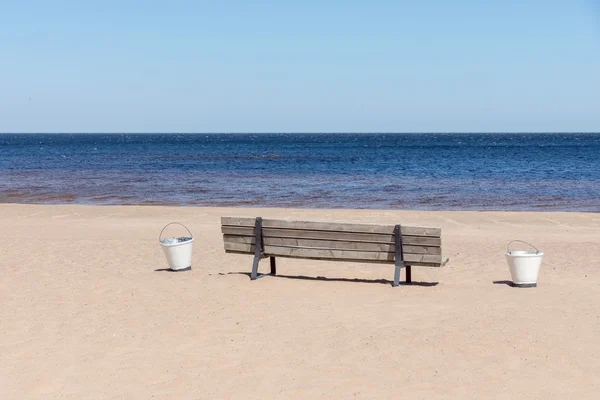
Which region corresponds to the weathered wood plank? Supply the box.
[221,226,442,246]
[224,250,444,267]
[223,235,441,255]
[225,250,443,267]
[221,226,254,236]
[223,242,443,265]
[221,217,441,237]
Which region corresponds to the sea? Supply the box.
[1,133,599,211]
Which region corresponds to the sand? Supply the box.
[1,204,600,399]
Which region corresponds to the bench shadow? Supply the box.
[493,280,515,287]
[219,272,438,287]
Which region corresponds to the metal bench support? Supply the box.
[251,217,277,280]
[270,256,277,275]
[251,217,264,280]
[393,224,404,287]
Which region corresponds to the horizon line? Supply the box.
[1,131,599,135]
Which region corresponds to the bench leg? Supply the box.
[393,263,401,287]
[270,257,276,275]
[251,256,277,280]
[251,255,261,280]
[406,265,412,283]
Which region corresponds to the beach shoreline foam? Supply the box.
[2,204,600,399]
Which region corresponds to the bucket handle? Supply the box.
[507,240,540,254]
[159,222,193,242]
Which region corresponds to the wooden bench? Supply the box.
[221,217,448,287]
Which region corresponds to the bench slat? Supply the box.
[223,242,443,265]
[225,250,443,267]
[221,217,441,237]
[223,234,441,255]
[221,226,442,247]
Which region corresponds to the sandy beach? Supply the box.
[1,204,600,399]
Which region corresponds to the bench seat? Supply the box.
[221,217,447,287]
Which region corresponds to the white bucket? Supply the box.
[505,240,543,287]
[159,222,194,271]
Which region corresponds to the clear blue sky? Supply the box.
[1,0,599,133]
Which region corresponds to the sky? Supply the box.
[0,0,599,133]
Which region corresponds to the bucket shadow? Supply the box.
[493,280,515,287]
[219,272,438,287]
[154,267,191,272]
[494,280,537,288]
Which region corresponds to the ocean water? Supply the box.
[1,133,599,211]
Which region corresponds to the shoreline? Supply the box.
[2,204,600,398]
[2,201,600,213]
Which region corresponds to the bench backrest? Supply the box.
[221,217,443,267]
